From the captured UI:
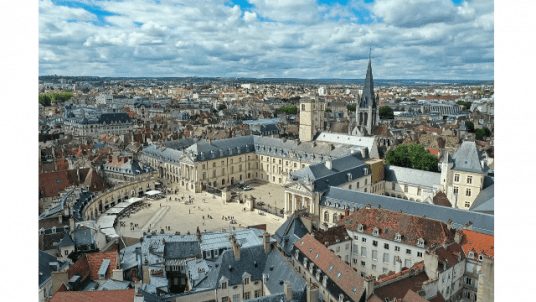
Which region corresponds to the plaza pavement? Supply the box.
[114,183,287,238]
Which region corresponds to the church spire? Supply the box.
[360,48,375,109]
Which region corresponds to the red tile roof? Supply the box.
[433,243,465,270]
[313,225,350,247]
[295,234,365,301]
[432,192,452,208]
[87,251,118,280]
[371,271,429,301]
[68,255,91,280]
[49,289,135,302]
[337,208,455,250]
[460,230,494,259]
[429,292,446,302]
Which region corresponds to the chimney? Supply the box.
[360,148,368,159]
[263,232,271,254]
[307,283,319,302]
[232,240,241,259]
[69,217,75,235]
[112,264,124,281]
[446,219,453,231]
[454,230,463,244]
[284,281,293,301]
[364,275,375,299]
[463,221,473,231]
[325,160,332,170]
[134,290,145,302]
[58,215,63,223]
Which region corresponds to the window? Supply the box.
[384,243,389,250]
[324,212,329,222]
[405,259,411,268]
[404,185,408,193]
[254,290,261,298]
[395,246,400,252]
[365,179,368,185]
[467,176,472,184]
[392,182,395,190]
[346,244,349,250]
[243,292,250,300]
[417,188,421,195]
[361,247,367,257]
[372,264,377,271]
[465,277,472,285]
[333,213,338,223]
[373,240,378,247]
[222,297,229,302]
[213,162,216,168]
[454,186,459,194]
[466,188,471,197]
[336,246,340,252]
[221,282,227,289]
[353,259,358,264]
[364,188,367,192]
[465,201,471,208]
[302,104,305,110]
[349,185,352,190]
[221,160,224,166]
[353,245,358,254]
[383,253,389,263]
[233,294,240,302]
[454,174,460,182]
[372,250,378,261]
[417,252,423,257]
[406,249,411,255]
[361,261,365,267]
[362,237,366,243]
[356,182,360,189]
[244,277,249,285]
[65,250,69,255]
[213,171,216,178]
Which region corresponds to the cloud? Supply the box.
[39,0,494,80]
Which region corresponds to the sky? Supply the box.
[39,0,494,80]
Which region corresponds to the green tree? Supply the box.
[277,105,297,115]
[379,106,394,119]
[465,121,475,132]
[385,143,439,172]
[218,104,227,110]
[347,105,356,111]
[325,108,332,112]
[475,127,491,140]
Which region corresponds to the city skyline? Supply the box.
[40,0,494,80]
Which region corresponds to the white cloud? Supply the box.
[39,0,494,80]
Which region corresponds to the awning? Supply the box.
[155,182,161,185]
[106,208,124,214]
[145,190,162,196]
[127,197,144,203]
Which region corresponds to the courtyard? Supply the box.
[114,183,287,239]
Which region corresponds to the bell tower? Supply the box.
[299,98,325,142]
[356,47,379,136]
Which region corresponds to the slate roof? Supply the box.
[452,141,488,174]
[470,184,494,214]
[316,132,378,159]
[57,233,75,248]
[321,186,494,235]
[98,279,132,291]
[39,250,68,287]
[195,245,269,289]
[49,289,135,302]
[73,228,95,247]
[291,152,369,192]
[163,241,201,259]
[360,58,376,109]
[138,289,168,302]
[274,214,309,256]
[294,234,365,301]
[383,165,441,189]
[120,243,141,271]
[98,113,132,125]
[261,250,306,301]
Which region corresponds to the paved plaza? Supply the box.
[228,180,287,210]
[114,186,287,238]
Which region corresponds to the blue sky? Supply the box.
[39,0,494,79]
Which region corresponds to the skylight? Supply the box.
[329,265,334,271]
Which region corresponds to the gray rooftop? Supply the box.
[321,186,494,235]
[384,165,441,189]
[452,141,488,174]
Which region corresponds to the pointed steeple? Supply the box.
[360,55,375,109]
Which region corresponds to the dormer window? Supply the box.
[221,281,227,289]
[243,277,249,285]
[478,255,484,261]
[417,238,425,247]
[468,252,474,259]
[395,233,402,242]
[358,224,364,232]
[373,228,379,237]
[348,173,352,181]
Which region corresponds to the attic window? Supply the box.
[254,261,258,268]
[468,252,474,259]
[352,287,357,293]
[315,253,319,259]
[337,272,342,279]
[300,241,304,246]
[395,234,401,241]
[417,238,425,247]
[56,179,61,183]
[478,255,484,261]
[308,248,313,253]
[329,265,334,271]
[358,225,363,232]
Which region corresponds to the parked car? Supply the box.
[257,201,265,206]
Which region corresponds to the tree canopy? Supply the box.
[475,127,491,140]
[347,105,356,111]
[379,106,394,119]
[385,143,439,172]
[325,108,332,112]
[457,101,472,110]
[39,91,74,106]
[465,121,475,132]
[218,104,227,110]
[277,105,297,114]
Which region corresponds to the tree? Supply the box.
[465,121,475,132]
[379,106,394,119]
[276,105,297,115]
[325,108,332,112]
[457,101,472,110]
[475,127,491,140]
[218,104,227,111]
[347,105,356,111]
[385,143,439,172]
